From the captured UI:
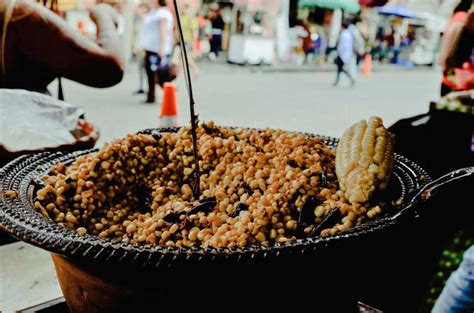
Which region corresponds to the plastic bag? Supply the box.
[0,89,84,152]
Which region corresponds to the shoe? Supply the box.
[142,99,155,104]
[133,89,145,95]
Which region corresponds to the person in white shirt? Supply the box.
[334,20,356,87]
[139,0,174,103]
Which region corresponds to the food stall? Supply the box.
[1,1,473,312]
[227,0,280,65]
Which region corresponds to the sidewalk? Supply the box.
[200,52,435,74]
[251,62,433,73]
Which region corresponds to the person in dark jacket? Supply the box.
[208,4,224,60]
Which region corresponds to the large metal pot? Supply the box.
[1,129,472,312]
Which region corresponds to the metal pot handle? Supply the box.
[411,167,474,204]
[392,167,474,220]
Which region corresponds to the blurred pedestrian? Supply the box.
[208,3,224,61]
[349,23,365,65]
[179,3,200,76]
[439,0,474,96]
[333,20,356,87]
[296,20,316,64]
[0,0,123,94]
[132,2,150,95]
[195,11,207,58]
[432,245,474,313]
[139,0,174,103]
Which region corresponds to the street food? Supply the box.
[336,117,395,203]
[35,119,394,248]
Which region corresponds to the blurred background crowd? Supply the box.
[54,0,469,68]
[6,0,468,100]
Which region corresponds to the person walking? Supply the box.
[297,20,316,64]
[333,20,356,87]
[208,4,224,61]
[139,0,174,103]
[180,3,200,76]
[132,2,149,95]
[195,12,207,58]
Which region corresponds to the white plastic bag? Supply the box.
[0,89,84,151]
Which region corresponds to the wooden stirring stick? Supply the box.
[172,0,201,199]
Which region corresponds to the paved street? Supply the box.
[1,63,442,312]
[54,63,441,144]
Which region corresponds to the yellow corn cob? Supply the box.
[336,116,395,203]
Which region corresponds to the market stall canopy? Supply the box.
[376,4,417,19]
[359,0,388,7]
[298,0,361,14]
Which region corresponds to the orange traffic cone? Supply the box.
[159,83,179,128]
[362,54,372,76]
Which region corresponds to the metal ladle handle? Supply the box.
[392,167,474,220]
[412,167,473,203]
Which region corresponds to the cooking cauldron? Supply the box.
[1,129,472,312]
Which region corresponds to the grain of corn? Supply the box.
[76,227,87,236]
[5,190,17,198]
